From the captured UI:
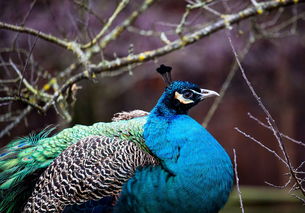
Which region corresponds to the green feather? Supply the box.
[0,117,148,213]
[0,176,17,190]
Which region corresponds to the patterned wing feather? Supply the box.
[23,135,158,213]
[0,116,147,213]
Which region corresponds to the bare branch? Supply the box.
[81,0,130,49]
[17,35,39,96]
[248,112,305,148]
[0,96,43,112]
[1,0,304,141]
[73,0,105,25]
[0,21,70,49]
[92,0,304,72]
[235,127,288,166]
[228,30,305,198]
[9,60,51,100]
[0,106,32,138]
[97,0,156,49]
[203,40,253,127]
[233,149,245,213]
[12,0,37,48]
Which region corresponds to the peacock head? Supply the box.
[155,64,219,115]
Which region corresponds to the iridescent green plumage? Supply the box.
[0,115,148,213]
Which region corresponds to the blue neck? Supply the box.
[150,92,179,117]
[140,98,233,212]
[144,95,181,161]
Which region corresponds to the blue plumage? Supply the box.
[115,81,233,213]
[0,65,233,212]
[63,197,115,213]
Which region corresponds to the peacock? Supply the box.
[0,64,233,213]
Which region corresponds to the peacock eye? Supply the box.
[183,91,193,99]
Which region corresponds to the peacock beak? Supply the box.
[199,89,219,100]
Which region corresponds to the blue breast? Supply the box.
[115,112,233,213]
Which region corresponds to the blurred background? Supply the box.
[0,0,305,212]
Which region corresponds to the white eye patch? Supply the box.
[174,91,194,104]
[190,89,202,96]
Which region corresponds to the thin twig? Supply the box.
[250,0,258,7]
[17,35,39,96]
[81,0,129,49]
[265,177,292,189]
[235,127,288,166]
[10,60,51,100]
[203,40,252,127]
[248,112,305,148]
[176,5,191,36]
[227,31,305,197]
[0,111,22,122]
[98,0,156,49]
[0,21,70,49]
[12,0,37,48]
[233,149,245,213]
[73,0,105,25]
[0,96,43,112]
[0,106,32,138]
